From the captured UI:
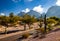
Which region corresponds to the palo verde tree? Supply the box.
[0,15,9,34]
[39,14,43,28]
[21,14,37,30]
[9,12,21,26]
[9,12,14,25]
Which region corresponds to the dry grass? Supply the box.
[22,32,30,38]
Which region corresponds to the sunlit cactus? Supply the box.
[44,14,47,33]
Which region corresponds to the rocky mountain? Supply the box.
[18,10,41,18]
[18,6,60,18]
[27,10,41,18]
[46,6,60,18]
[18,12,25,17]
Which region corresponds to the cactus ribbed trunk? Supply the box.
[44,14,47,33]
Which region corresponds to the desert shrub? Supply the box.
[47,24,53,31]
[22,32,30,38]
[29,27,33,29]
[35,28,41,31]
[35,28,46,38]
[36,28,45,33]
[35,27,51,34]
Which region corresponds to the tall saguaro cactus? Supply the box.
[44,14,47,33]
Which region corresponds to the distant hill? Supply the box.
[18,12,25,17]
[18,10,41,18]
[27,10,41,18]
[18,6,60,18]
[46,6,60,18]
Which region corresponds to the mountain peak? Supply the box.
[46,6,60,18]
[18,10,41,18]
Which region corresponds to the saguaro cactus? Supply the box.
[44,14,47,33]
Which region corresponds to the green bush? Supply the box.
[36,28,45,33]
[47,24,53,31]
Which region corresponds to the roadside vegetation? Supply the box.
[0,12,60,39]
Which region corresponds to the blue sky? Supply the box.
[0,0,59,15]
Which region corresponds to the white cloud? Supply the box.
[22,8,30,13]
[0,13,5,16]
[33,5,44,14]
[56,0,60,6]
